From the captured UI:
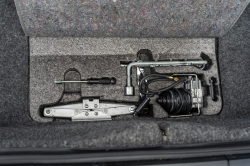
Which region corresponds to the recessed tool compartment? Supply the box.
[29,38,222,122]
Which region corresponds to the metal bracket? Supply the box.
[83,99,99,109]
[171,74,203,116]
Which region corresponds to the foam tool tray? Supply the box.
[29,37,222,122]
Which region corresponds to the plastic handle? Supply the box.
[87,77,116,85]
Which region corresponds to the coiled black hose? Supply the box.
[157,88,193,115]
[139,74,193,115]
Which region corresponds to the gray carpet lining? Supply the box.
[14,0,250,37]
[0,0,250,149]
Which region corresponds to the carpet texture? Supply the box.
[0,0,250,148]
[14,0,250,37]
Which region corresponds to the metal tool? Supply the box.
[44,99,136,121]
[55,77,116,85]
[121,60,207,96]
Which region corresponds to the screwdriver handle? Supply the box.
[87,77,116,85]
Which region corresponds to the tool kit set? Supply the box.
[39,49,221,122]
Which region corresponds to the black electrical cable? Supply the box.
[139,74,188,96]
[139,74,193,115]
